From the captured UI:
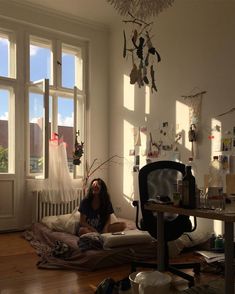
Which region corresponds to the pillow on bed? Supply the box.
[102,229,153,248]
[41,207,80,234]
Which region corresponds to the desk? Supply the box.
[145,203,235,294]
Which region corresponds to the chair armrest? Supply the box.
[132,200,142,230]
[191,216,197,232]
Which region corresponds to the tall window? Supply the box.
[28,36,85,179]
[0,30,16,174]
[0,87,15,173]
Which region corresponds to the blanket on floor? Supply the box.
[23,223,158,271]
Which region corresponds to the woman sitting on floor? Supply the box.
[78,178,126,236]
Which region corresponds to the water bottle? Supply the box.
[207,156,224,210]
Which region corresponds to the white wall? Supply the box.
[108,0,235,233]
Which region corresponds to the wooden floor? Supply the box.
[0,232,224,294]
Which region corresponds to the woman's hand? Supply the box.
[79,213,97,232]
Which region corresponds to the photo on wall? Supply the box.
[221,138,232,151]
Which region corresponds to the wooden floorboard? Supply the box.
[0,232,224,293]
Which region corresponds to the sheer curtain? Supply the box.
[40,137,76,203]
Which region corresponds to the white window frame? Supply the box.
[26,35,86,179]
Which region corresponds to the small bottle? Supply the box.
[210,233,216,250]
[181,165,196,208]
[214,234,224,251]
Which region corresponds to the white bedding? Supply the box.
[41,208,80,234]
[40,210,211,256]
[102,230,154,248]
[41,210,133,235]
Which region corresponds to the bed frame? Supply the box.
[34,189,84,222]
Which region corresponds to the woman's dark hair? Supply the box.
[86,178,111,222]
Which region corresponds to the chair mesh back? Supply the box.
[147,168,183,202]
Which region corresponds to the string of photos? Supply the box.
[123,12,161,92]
[73,130,84,165]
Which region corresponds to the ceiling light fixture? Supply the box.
[106,0,175,20]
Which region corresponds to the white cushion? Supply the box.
[102,229,153,248]
[41,207,80,234]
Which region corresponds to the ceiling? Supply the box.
[18,0,122,27]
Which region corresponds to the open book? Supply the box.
[196,250,225,263]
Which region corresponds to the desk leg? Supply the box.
[224,221,234,294]
[157,211,165,271]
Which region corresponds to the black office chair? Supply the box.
[131,160,200,287]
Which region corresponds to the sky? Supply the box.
[0,37,75,127]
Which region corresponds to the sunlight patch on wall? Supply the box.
[145,86,150,115]
[211,119,222,234]
[213,220,223,235]
[123,119,134,198]
[140,130,147,167]
[176,100,190,151]
[211,118,222,156]
[123,74,134,111]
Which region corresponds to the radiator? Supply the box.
[34,189,83,222]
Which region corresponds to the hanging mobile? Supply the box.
[73,131,84,165]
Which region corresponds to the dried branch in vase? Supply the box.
[83,155,124,191]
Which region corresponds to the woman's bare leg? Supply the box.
[107,222,127,233]
[79,227,94,236]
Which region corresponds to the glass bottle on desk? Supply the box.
[207,156,224,210]
[181,165,196,209]
[188,157,200,207]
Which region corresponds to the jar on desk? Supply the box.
[197,187,206,208]
[206,189,226,210]
[214,235,224,251]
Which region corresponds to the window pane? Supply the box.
[58,97,74,173]
[62,44,83,90]
[30,38,51,83]
[0,36,9,77]
[0,89,9,173]
[62,49,75,89]
[29,93,44,174]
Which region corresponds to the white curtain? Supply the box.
[40,140,76,203]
